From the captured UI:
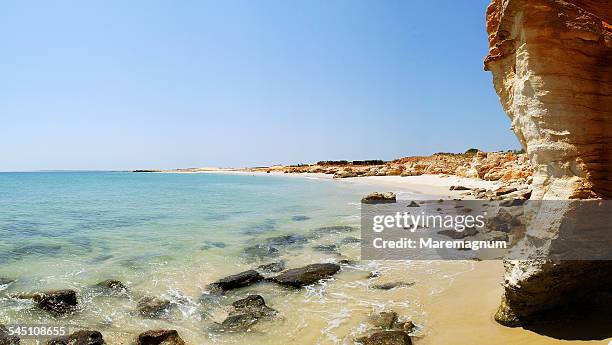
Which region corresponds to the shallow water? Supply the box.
[0,172,471,344]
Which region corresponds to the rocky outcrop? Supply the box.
[485,0,612,326]
[246,151,533,183]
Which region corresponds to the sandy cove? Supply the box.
[152,170,608,344]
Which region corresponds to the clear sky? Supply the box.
[0,0,519,171]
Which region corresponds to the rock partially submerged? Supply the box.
[356,331,412,345]
[361,192,396,204]
[0,278,14,287]
[14,290,79,315]
[137,297,171,317]
[370,281,414,290]
[257,261,286,273]
[137,330,185,345]
[312,244,338,253]
[264,234,308,246]
[242,244,279,260]
[310,225,357,238]
[369,311,398,329]
[94,279,128,295]
[269,263,341,288]
[47,330,105,345]
[207,270,263,292]
[219,295,277,331]
[0,324,19,345]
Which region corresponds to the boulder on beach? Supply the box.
[356,330,412,345]
[47,330,105,345]
[137,296,171,317]
[207,270,263,292]
[361,192,396,204]
[269,263,341,288]
[137,330,185,345]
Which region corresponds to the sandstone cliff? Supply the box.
[485,0,611,327]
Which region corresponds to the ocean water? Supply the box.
[0,172,471,344]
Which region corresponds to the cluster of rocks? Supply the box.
[449,182,532,201]
[1,280,187,345]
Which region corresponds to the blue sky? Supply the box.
[0,0,518,171]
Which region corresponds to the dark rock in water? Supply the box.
[437,227,478,239]
[406,201,420,207]
[310,226,357,238]
[269,263,341,288]
[0,324,20,345]
[312,244,338,253]
[369,311,398,329]
[0,278,14,286]
[242,244,279,259]
[338,259,356,265]
[47,330,105,345]
[291,215,310,221]
[26,290,78,315]
[257,261,286,273]
[137,296,171,317]
[356,331,412,345]
[201,241,227,250]
[95,279,128,294]
[219,295,277,332]
[264,234,308,246]
[137,330,185,345]
[341,236,361,244]
[220,313,260,331]
[361,192,396,204]
[370,281,414,290]
[231,295,277,318]
[207,270,263,292]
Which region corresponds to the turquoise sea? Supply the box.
[0,172,464,344]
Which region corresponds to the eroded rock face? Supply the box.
[485,0,612,326]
